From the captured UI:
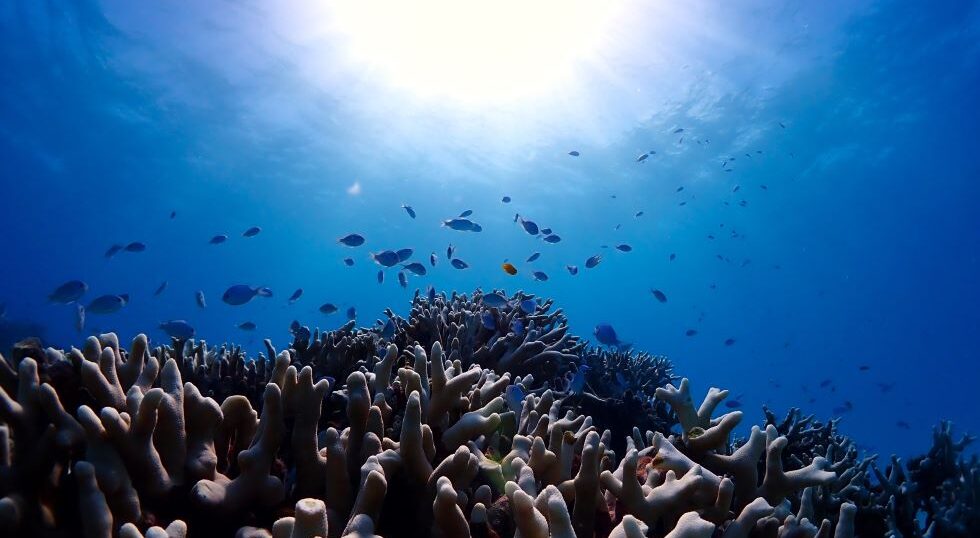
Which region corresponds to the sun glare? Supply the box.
[329,1,617,104]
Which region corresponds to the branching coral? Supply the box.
[0,290,976,537]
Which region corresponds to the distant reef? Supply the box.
[0,289,976,537]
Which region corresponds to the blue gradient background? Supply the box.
[1,1,978,459]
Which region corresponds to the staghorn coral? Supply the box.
[0,290,976,537]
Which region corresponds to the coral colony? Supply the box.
[0,290,976,537]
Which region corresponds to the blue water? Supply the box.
[1,1,978,460]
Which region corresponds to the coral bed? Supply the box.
[0,290,976,537]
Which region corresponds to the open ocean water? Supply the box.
[1,2,979,536]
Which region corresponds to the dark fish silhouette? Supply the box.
[344,258,355,266]
[371,250,401,267]
[319,303,338,314]
[458,209,473,218]
[338,233,365,247]
[724,338,736,346]
[451,258,469,269]
[402,262,426,276]
[346,306,356,320]
[196,290,207,309]
[159,320,194,339]
[237,321,257,331]
[516,215,539,235]
[585,255,602,268]
[526,252,540,263]
[566,265,578,275]
[636,153,649,163]
[685,329,698,336]
[377,270,384,284]
[88,294,129,314]
[532,271,548,282]
[402,204,416,218]
[153,281,168,296]
[397,271,407,288]
[615,244,632,252]
[49,280,88,304]
[650,289,667,303]
[221,285,271,306]
[669,253,676,261]
[169,211,176,219]
[501,196,511,203]
[568,150,580,156]
[396,248,413,262]
[430,252,437,266]
[124,242,146,252]
[288,289,303,304]
[594,323,629,349]
[243,226,261,237]
[209,235,228,245]
[543,234,561,243]
[105,244,123,258]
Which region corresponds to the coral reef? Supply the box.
[0,290,976,537]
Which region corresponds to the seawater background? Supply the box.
[1,1,978,459]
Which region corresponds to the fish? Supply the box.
[153,281,168,296]
[430,252,437,266]
[290,320,301,335]
[501,262,518,275]
[516,215,539,235]
[585,255,602,268]
[442,218,481,232]
[159,319,195,339]
[678,201,687,206]
[761,184,768,190]
[724,399,743,409]
[520,298,537,314]
[501,196,511,203]
[451,258,469,269]
[673,128,684,133]
[543,234,561,243]
[650,289,667,303]
[338,233,365,247]
[196,290,207,309]
[221,285,272,306]
[732,185,740,193]
[49,280,88,303]
[636,153,649,163]
[505,384,525,414]
[594,323,628,349]
[819,379,833,388]
[427,285,437,304]
[319,303,338,314]
[458,209,473,218]
[242,226,261,237]
[669,253,676,261]
[566,265,578,275]
[377,270,384,284]
[481,312,495,330]
[615,244,632,252]
[402,204,416,218]
[483,292,509,307]
[104,244,123,258]
[858,365,870,371]
[346,306,356,320]
[238,321,256,331]
[209,234,228,245]
[676,186,684,192]
[343,257,355,266]
[614,224,621,230]
[634,211,644,217]
[568,365,590,394]
[511,318,525,336]
[381,318,396,339]
[402,262,426,276]
[124,242,146,252]
[371,250,401,267]
[446,244,455,259]
[87,294,129,314]
[396,248,414,262]
[568,150,580,156]
[397,271,407,288]
[685,329,698,336]
[75,304,85,332]
[531,271,548,282]
[288,288,303,304]
[169,211,176,219]
[526,252,540,263]
[540,228,552,235]
[724,338,736,346]
[779,122,786,128]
